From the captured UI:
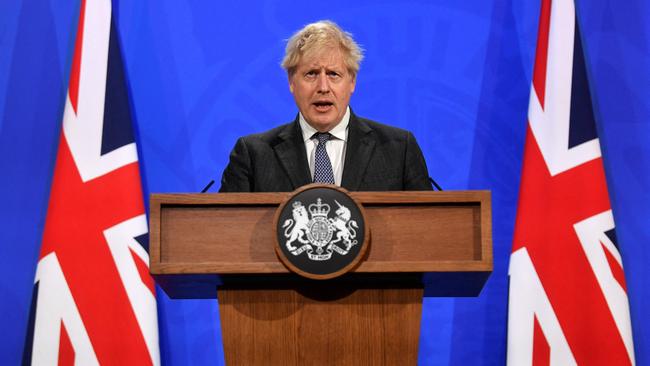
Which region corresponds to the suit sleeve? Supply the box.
[404,132,433,191]
[219,137,253,192]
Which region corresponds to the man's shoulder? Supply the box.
[353,115,412,141]
[238,120,296,145]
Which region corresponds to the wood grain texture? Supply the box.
[219,285,423,366]
[150,191,492,276]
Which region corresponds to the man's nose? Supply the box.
[316,72,330,93]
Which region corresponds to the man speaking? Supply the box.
[219,20,433,192]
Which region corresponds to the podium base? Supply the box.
[218,285,423,365]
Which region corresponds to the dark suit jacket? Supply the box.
[219,112,432,192]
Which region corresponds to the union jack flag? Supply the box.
[507,0,635,364]
[22,0,159,364]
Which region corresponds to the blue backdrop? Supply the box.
[1,1,648,364]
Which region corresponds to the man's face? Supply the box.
[289,48,356,132]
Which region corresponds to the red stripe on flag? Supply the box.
[532,316,550,366]
[58,321,75,366]
[532,0,552,108]
[601,241,628,293]
[68,0,86,114]
[130,247,156,297]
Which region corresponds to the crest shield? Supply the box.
[274,184,368,279]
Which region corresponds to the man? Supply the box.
[219,20,432,192]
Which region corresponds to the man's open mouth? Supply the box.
[313,101,334,111]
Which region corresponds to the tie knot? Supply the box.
[313,132,331,145]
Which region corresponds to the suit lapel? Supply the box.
[273,119,312,189]
[341,113,375,190]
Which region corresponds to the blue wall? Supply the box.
[1,0,648,364]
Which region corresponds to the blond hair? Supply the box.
[281,20,364,78]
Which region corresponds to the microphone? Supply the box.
[429,177,443,191]
[200,180,215,193]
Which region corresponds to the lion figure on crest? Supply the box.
[283,201,310,250]
[329,200,358,250]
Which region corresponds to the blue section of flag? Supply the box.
[568,16,598,149]
[101,16,135,156]
[134,233,149,252]
[605,228,619,251]
[21,282,39,366]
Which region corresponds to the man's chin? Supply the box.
[305,115,338,132]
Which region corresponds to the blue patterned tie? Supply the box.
[312,133,335,184]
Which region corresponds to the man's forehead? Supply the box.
[299,50,346,70]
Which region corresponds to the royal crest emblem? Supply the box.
[282,198,359,261]
[275,184,368,279]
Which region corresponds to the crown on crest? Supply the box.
[308,198,330,217]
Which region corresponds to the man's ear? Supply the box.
[288,73,295,94]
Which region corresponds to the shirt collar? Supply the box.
[299,106,350,142]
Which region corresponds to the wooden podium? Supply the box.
[149,191,492,365]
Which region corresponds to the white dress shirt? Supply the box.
[299,107,350,186]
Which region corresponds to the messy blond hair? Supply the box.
[281,20,364,78]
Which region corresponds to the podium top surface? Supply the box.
[149,190,492,297]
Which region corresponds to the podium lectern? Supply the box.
[149,191,492,365]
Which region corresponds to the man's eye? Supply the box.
[305,71,317,77]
